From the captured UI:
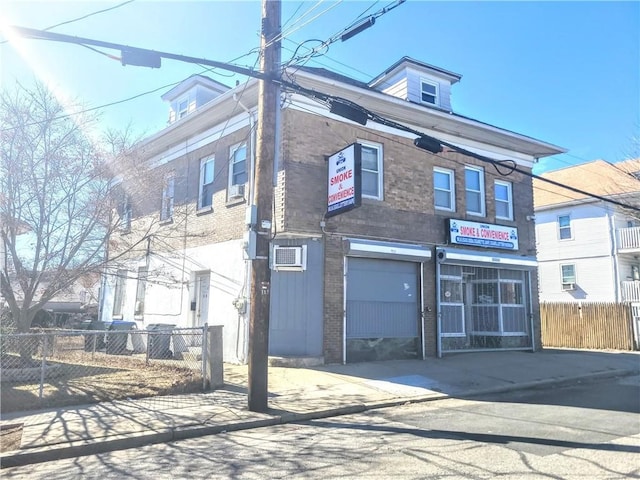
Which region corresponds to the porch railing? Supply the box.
[617,226,640,251]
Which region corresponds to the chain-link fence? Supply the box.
[1,325,210,414]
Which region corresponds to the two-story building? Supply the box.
[534,159,640,303]
[101,57,564,364]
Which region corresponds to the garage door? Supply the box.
[346,257,420,362]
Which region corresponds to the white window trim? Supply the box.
[358,140,384,201]
[465,166,485,217]
[420,78,439,106]
[228,142,248,189]
[494,179,513,220]
[558,214,573,241]
[198,156,215,210]
[560,263,577,285]
[434,167,455,212]
[177,95,190,119]
[160,171,175,221]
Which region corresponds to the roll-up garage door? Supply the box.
[346,257,420,362]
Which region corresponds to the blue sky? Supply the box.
[1,1,638,173]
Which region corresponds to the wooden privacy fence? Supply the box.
[541,302,635,351]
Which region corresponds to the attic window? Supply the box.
[178,98,189,119]
[421,80,438,105]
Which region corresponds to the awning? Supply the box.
[435,247,536,269]
[343,238,432,262]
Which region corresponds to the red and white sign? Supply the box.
[449,219,519,250]
[327,143,361,217]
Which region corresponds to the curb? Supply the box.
[1,368,636,469]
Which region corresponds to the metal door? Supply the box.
[195,272,210,327]
[346,258,420,361]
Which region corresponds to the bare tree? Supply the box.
[0,82,153,334]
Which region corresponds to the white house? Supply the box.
[534,159,640,302]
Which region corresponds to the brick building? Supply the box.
[101,58,564,364]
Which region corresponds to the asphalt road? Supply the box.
[4,375,639,479]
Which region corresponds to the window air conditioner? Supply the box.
[229,183,245,198]
[561,283,575,291]
[272,245,306,271]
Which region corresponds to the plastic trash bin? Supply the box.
[83,320,110,351]
[107,320,136,355]
[148,323,175,359]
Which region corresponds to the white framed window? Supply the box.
[198,157,215,210]
[561,264,576,290]
[465,166,485,216]
[112,269,127,317]
[558,214,572,240]
[119,194,132,231]
[434,167,455,211]
[420,79,439,105]
[228,143,248,199]
[494,180,513,220]
[177,98,189,119]
[134,266,147,316]
[160,171,175,221]
[359,141,383,200]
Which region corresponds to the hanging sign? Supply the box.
[449,219,519,250]
[326,143,362,217]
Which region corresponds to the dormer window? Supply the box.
[421,79,438,105]
[177,98,189,119]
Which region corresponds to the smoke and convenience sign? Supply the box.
[326,143,361,217]
[449,219,519,250]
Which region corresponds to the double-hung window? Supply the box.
[199,157,215,210]
[360,141,383,200]
[177,98,189,119]
[420,80,438,105]
[134,266,147,316]
[558,214,572,240]
[494,180,513,220]
[434,167,455,211]
[561,264,576,290]
[465,166,485,216]
[112,269,127,316]
[160,171,175,221]
[119,194,132,231]
[228,143,247,199]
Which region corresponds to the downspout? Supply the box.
[607,207,621,302]
[435,257,442,358]
[235,93,256,363]
[420,261,426,360]
[343,256,348,364]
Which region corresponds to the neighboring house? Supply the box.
[101,57,563,364]
[534,159,640,303]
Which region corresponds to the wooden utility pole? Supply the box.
[248,0,281,413]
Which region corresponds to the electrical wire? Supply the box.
[0,1,135,45]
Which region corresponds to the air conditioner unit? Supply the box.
[561,283,576,291]
[229,183,245,198]
[272,245,306,271]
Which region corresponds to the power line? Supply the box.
[0,1,135,45]
[10,23,635,215]
[43,1,136,32]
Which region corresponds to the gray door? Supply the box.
[195,272,210,327]
[346,258,420,362]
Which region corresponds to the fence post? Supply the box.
[145,329,150,366]
[201,324,208,391]
[203,325,223,390]
[39,335,48,401]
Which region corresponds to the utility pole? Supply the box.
[248,0,281,413]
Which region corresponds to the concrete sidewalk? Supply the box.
[1,348,638,468]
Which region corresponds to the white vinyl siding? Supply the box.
[465,166,485,216]
[494,180,513,220]
[434,167,455,211]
